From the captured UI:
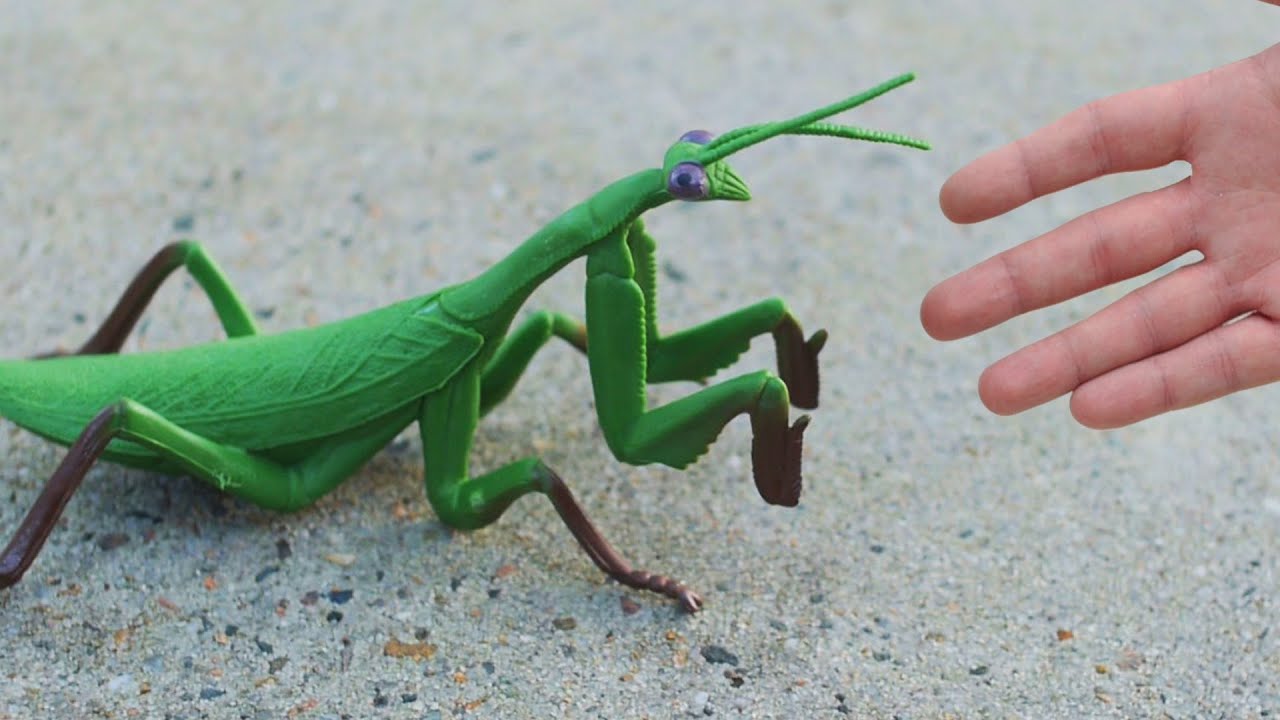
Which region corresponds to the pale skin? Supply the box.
[922,17,1280,429]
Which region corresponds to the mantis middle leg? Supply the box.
[0,399,407,588]
[479,311,586,416]
[420,362,702,611]
[36,240,260,357]
[626,219,826,408]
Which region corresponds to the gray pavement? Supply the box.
[1,2,1277,717]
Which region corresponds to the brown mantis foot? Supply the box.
[773,315,827,410]
[0,406,119,588]
[541,464,703,612]
[751,413,809,507]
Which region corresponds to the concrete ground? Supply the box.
[1,1,1277,718]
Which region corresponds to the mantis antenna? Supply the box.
[694,72,929,165]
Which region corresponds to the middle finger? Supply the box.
[922,178,1199,341]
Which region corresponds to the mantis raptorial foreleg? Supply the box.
[625,220,826,408]
[0,398,407,588]
[420,362,702,610]
[479,311,586,416]
[586,230,806,507]
[36,240,260,358]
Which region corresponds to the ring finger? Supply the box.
[978,257,1247,415]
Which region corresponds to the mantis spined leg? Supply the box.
[586,232,807,507]
[625,220,826,408]
[36,240,260,358]
[420,362,702,611]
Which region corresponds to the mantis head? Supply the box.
[659,72,929,203]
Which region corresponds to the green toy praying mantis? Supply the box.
[0,73,927,611]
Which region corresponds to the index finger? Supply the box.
[940,77,1195,224]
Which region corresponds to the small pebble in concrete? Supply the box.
[97,533,129,551]
[106,674,137,695]
[688,690,710,717]
[701,645,739,666]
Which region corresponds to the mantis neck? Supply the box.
[439,168,668,327]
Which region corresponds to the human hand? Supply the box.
[921,43,1280,428]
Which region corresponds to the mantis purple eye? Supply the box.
[678,129,715,145]
[667,162,709,200]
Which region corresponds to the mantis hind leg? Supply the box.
[35,240,260,358]
[420,363,702,612]
[627,220,825,408]
[479,311,586,416]
[0,399,404,588]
